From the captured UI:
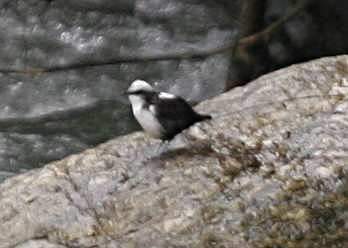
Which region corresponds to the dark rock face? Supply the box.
[0,1,236,181]
[1,55,347,247]
[266,0,348,67]
[230,0,348,84]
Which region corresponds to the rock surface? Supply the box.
[0,0,237,180]
[1,55,348,247]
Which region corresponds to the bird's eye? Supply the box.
[127,90,138,95]
[133,90,144,95]
[127,89,151,95]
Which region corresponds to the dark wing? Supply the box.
[150,95,204,140]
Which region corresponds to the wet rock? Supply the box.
[1,55,348,247]
[0,1,237,181]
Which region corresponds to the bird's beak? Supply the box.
[123,90,131,96]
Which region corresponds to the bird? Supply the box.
[126,79,211,141]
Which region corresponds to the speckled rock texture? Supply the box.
[1,55,348,247]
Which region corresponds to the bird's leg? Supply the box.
[143,140,170,162]
[156,139,170,155]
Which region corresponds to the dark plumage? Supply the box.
[150,94,211,140]
[127,80,211,140]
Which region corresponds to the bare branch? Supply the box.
[238,0,266,37]
[0,42,239,74]
[238,0,312,47]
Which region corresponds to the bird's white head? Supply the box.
[127,80,153,94]
[127,79,154,108]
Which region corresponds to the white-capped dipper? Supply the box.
[126,80,211,140]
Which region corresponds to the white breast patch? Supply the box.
[132,103,164,139]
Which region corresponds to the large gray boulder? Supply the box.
[0,0,236,180]
[1,55,348,247]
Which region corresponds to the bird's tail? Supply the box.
[198,114,212,121]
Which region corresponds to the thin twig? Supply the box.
[238,0,311,47]
[0,43,239,74]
